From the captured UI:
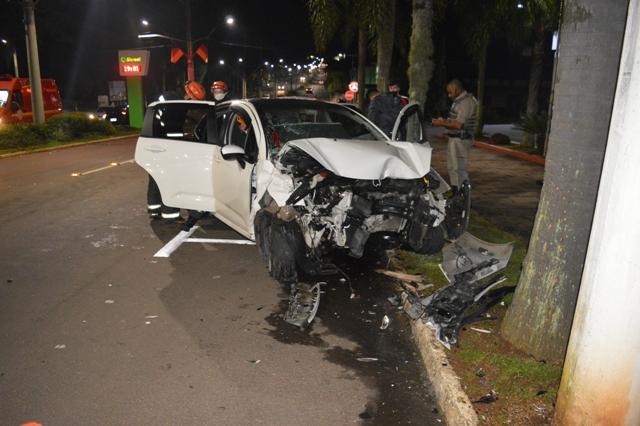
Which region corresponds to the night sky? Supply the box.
[0,0,317,106]
[1,0,552,118]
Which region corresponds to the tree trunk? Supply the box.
[357,27,367,111]
[408,0,434,112]
[376,0,397,92]
[526,26,545,116]
[474,37,488,139]
[501,0,628,364]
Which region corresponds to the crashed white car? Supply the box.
[135,98,470,284]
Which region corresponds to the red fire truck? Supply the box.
[0,75,62,125]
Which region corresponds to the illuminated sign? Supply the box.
[118,50,150,77]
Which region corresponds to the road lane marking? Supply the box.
[154,225,255,258]
[71,158,134,176]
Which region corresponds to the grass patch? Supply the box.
[394,212,561,424]
[0,113,139,155]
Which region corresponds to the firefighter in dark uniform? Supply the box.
[147,81,207,221]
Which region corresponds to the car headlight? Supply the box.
[102,113,107,119]
[88,113,95,119]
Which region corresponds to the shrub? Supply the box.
[0,113,117,150]
[46,113,116,140]
[0,123,53,148]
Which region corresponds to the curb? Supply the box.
[411,318,479,426]
[473,140,545,166]
[0,134,138,159]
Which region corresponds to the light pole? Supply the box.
[22,0,44,124]
[1,39,19,77]
[138,10,234,83]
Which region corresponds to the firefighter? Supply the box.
[210,80,230,102]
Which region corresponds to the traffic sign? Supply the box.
[348,81,358,93]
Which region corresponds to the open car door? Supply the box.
[210,105,260,239]
[134,101,218,212]
[391,102,427,143]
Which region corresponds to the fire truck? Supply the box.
[0,75,62,125]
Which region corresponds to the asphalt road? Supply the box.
[0,138,442,425]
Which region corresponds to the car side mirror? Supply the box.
[11,101,20,113]
[221,144,246,159]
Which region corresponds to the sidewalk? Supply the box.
[430,138,544,242]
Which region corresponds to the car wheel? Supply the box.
[254,209,305,284]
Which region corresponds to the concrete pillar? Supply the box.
[555,1,640,424]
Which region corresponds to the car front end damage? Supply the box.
[252,139,470,303]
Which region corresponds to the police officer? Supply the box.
[147,81,207,221]
[432,79,478,191]
[368,80,409,137]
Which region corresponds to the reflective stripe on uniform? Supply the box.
[147,204,162,210]
[161,212,180,219]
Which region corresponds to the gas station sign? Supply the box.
[118,50,150,77]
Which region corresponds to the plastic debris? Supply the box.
[104,299,115,304]
[473,390,498,404]
[399,233,515,348]
[248,359,261,364]
[145,315,158,319]
[54,344,66,349]
[470,327,492,334]
[357,357,379,362]
[284,282,322,328]
[380,315,390,330]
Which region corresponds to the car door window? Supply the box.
[214,107,230,146]
[392,104,425,143]
[152,103,209,143]
[227,111,258,164]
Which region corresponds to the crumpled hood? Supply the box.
[279,138,432,180]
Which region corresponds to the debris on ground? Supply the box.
[375,269,426,284]
[284,282,323,328]
[357,357,379,362]
[473,390,498,404]
[396,233,514,348]
[469,327,492,334]
[380,315,390,330]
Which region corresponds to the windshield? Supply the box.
[252,99,387,153]
[0,90,9,108]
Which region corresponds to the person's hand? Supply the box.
[432,117,445,127]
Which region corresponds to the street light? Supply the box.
[1,38,19,77]
[141,18,149,27]
[137,2,235,82]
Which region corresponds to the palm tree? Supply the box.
[306,0,389,109]
[523,0,560,118]
[454,0,513,138]
[375,0,397,92]
[501,0,629,364]
[408,0,435,112]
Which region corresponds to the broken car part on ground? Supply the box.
[400,233,515,348]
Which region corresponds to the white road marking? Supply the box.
[154,225,255,258]
[185,238,256,245]
[72,158,134,176]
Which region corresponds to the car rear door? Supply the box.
[134,102,218,212]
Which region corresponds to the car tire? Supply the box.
[254,210,305,284]
[413,225,445,255]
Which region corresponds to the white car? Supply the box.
[135,98,470,284]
